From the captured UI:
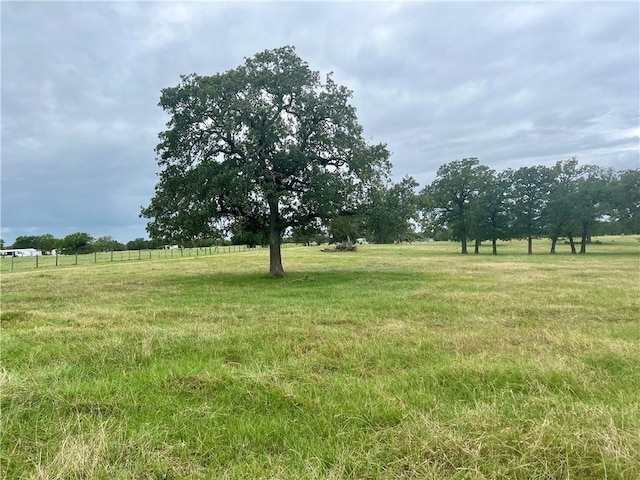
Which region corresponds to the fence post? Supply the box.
[36,254,39,268]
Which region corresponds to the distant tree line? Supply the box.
[421,156,638,254]
[6,233,148,254]
[3,233,247,254]
[291,156,638,254]
[3,157,637,256]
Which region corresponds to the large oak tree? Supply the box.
[425,158,492,254]
[468,169,510,255]
[544,157,584,254]
[142,47,390,276]
[505,165,553,254]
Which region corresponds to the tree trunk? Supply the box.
[579,222,588,254]
[474,238,480,254]
[492,238,497,255]
[527,236,533,255]
[459,203,467,254]
[568,234,577,254]
[550,225,561,254]
[268,196,285,277]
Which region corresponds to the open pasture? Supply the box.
[1,238,639,479]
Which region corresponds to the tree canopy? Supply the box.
[504,165,553,254]
[364,176,419,244]
[421,157,638,255]
[424,158,491,254]
[141,46,390,276]
[59,232,94,255]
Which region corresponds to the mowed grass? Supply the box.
[1,238,639,479]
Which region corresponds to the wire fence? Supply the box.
[0,243,299,273]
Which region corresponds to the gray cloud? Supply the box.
[2,1,638,244]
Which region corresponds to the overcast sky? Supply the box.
[2,1,638,245]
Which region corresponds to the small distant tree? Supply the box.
[60,232,94,255]
[289,221,326,246]
[188,237,222,248]
[35,234,59,253]
[11,235,38,249]
[364,176,418,243]
[327,213,365,243]
[10,234,59,252]
[126,238,152,250]
[94,236,125,252]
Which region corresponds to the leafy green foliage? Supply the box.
[609,169,640,234]
[422,157,639,254]
[423,158,492,254]
[10,234,58,252]
[468,170,511,254]
[141,46,390,276]
[363,176,419,243]
[59,232,94,254]
[326,214,365,243]
[125,237,164,251]
[504,165,553,254]
[543,157,585,253]
[288,221,327,246]
[94,236,126,252]
[573,166,616,253]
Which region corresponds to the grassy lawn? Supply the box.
[1,238,639,479]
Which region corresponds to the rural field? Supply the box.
[1,237,639,479]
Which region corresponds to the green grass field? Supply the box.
[1,238,639,479]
